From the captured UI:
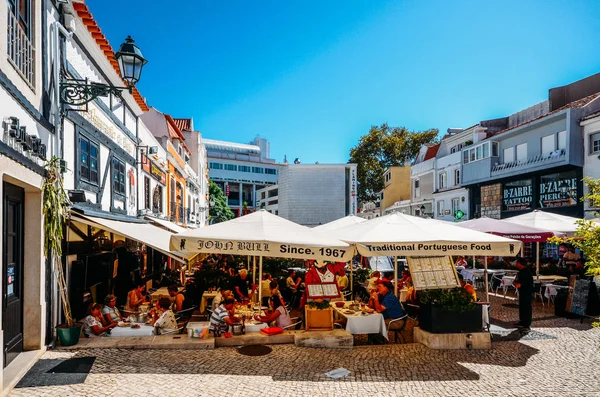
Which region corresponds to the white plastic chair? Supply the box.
[386,315,408,343]
[501,276,518,297]
[282,317,302,330]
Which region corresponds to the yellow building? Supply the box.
[381,166,411,214]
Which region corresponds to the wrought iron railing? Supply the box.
[185,207,191,224]
[178,204,184,223]
[7,9,35,89]
[491,149,566,176]
[170,201,177,222]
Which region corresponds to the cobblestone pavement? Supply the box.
[10,297,600,397]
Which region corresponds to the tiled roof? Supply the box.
[72,1,149,112]
[424,143,440,161]
[173,118,192,132]
[491,92,600,138]
[581,110,600,122]
[165,115,191,154]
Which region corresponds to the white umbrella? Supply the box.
[313,215,366,232]
[504,210,580,236]
[170,210,355,302]
[331,213,522,297]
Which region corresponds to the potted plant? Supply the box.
[418,287,482,334]
[43,157,80,346]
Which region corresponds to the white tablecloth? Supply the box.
[244,322,268,333]
[110,324,154,337]
[331,302,387,340]
[461,269,505,283]
[150,287,182,303]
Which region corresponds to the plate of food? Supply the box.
[343,310,355,314]
[117,321,131,327]
[130,324,141,329]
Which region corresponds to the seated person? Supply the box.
[254,281,292,329]
[209,298,240,335]
[150,297,178,335]
[455,256,468,268]
[212,289,234,311]
[102,294,123,326]
[168,284,192,312]
[366,271,381,292]
[82,303,117,337]
[399,270,412,289]
[368,281,406,343]
[337,269,349,291]
[124,282,148,312]
[458,274,477,301]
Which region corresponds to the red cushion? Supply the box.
[260,327,284,335]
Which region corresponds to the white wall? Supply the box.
[582,116,600,219]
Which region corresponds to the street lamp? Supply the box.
[60,36,147,107]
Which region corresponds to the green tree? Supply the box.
[208,181,234,224]
[548,177,600,276]
[349,123,439,202]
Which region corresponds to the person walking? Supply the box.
[513,257,533,331]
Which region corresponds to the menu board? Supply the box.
[569,279,591,316]
[407,256,460,290]
[306,283,340,298]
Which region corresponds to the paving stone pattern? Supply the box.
[10,297,600,397]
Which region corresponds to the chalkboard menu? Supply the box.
[569,279,591,316]
[407,256,460,290]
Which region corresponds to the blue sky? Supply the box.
[87,0,600,164]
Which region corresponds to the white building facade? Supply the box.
[581,112,600,219]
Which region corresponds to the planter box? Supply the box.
[305,306,333,331]
[418,303,482,334]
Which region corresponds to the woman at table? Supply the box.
[82,303,117,337]
[102,294,124,326]
[124,282,148,312]
[150,297,178,335]
[366,271,381,292]
[254,281,292,329]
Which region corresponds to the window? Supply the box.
[463,142,497,164]
[437,200,444,216]
[414,179,420,198]
[452,198,460,214]
[224,164,237,171]
[504,147,515,163]
[385,172,391,183]
[7,0,34,87]
[144,177,150,209]
[558,131,567,151]
[252,167,264,174]
[591,132,600,154]
[454,169,460,185]
[80,136,99,184]
[153,185,163,213]
[438,172,447,189]
[516,143,527,161]
[265,168,277,175]
[209,162,223,170]
[112,158,126,196]
[541,135,555,155]
[239,165,251,172]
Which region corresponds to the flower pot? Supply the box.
[418,303,482,334]
[56,324,82,346]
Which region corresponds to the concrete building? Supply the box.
[0,0,53,386]
[462,79,600,221]
[381,166,411,215]
[410,144,439,217]
[256,163,358,226]
[205,137,281,216]
[580,111,600,219]
[358,201,380,220]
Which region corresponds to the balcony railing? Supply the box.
[7,9,35,89]
[185,207,191,224]
[170,201,177,222]
[491,149,566,177]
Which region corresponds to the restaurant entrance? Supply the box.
[2,182,24,368]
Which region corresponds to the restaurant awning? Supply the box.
[69,210,193,261]
[455,216,565,242]
[312,215,366,232]
[144,216,187,233]
[504,210,580,237]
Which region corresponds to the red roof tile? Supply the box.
[492,92,600,138]
[424,143,440,161]
[173,118,192,132]
[72,1,149,112]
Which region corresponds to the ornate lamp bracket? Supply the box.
[60,78,131,107]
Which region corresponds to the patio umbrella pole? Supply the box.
[349,260,353,300]
[394,256,398,297]
[484,256,489,302]
[258,256,263,307]
[252,256,257,303]
[536,242,540,281]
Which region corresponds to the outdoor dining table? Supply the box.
[330,301,387,340]
[200,291,218,313]
[110,324,154,337]
[503,274,568,285]
[150,286,183,304]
